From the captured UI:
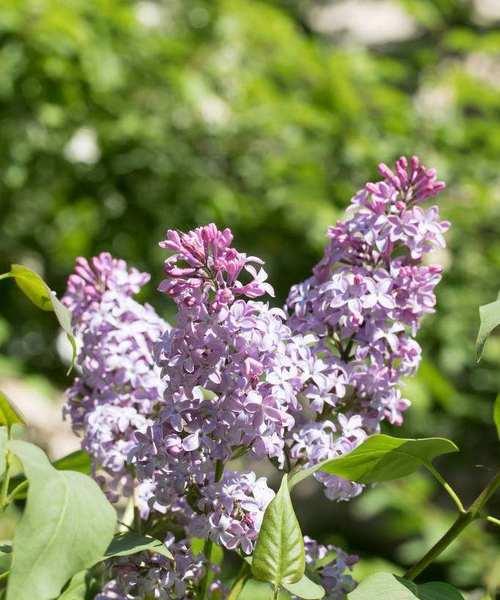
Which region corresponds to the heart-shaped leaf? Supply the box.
[6,440,116,600]
[105,532,173,560]
[252,475,305,588]
[289,435,458,489]
[476,292,500,361]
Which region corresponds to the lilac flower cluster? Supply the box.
[298,537,358,600]
[63,253,167,497]
[188,471,276,555]
[95,533,223,600]
[61,156,449,599]
[130,225,316,517]
[286,156,449,499]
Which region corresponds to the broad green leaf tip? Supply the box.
[252,475,305,588]
[348,573,465,600]
[289,434,458,489]
[476,293,500,361]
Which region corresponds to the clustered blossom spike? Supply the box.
[63,253,168,499]
[62,157,449,599]
[286,156,449,499]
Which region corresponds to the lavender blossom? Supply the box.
[286,156,449,499]
[95,533,220,600]
[188,471,275,555]
[298,536,358,600]
[63,253,168,497]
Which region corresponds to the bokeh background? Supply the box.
[0,0,499,596]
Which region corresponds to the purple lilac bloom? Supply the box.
[63,253,167,498]
[95,533,221,600]
[188,471,275,555]
[286,156,449,500]
[131,225,318,510]
[297,536,358,600]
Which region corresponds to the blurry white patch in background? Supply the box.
[414,81,455,122]
[473,0,500,24]
[135,1,163,28]
[309,0,419,45]
[199,95,231,127]
[465,53,500,89]
[64,127,100,165]
[0,377,79,460]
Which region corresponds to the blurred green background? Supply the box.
[0,0,499,596]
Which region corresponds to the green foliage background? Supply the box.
[0,0,499,593]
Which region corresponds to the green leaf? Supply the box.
[289,435,458,489]
[252,475,305,588]
[0,393,24,430]
[282,574,325,599]
[4,265,77,373]
[348,574,464,600]
[57,571,87,600]
[6,440,116,600]
[417,581,465,600]
[104,532,173,560]
[8,265,53,311]
[238,578,289,600]
[494,394,500,440]
[52,450,91,475]
[476,294,500,361]
[348,573,418,600]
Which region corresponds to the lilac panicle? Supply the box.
[63,253,168,497]
[95,533,225,599]
[286,155,449,499]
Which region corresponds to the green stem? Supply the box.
[404,511,474,580]
[0,274,12,282]
[199,460,225,600]
[426,464,465,513]
[405,470,500,580]
[5,480,28,504]
[0,454,12,510]
[486,515,500,527]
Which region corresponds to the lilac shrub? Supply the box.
[62,157,449,599]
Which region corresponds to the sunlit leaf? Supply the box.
[56,571,87,600]
[476,293,500,361]
[3,265,77,372]
[6,440,116,600]
[282,574,325,599]
[348,573,465,600]
[104,532,173,560]
[0,392,25,430]
[252,475,305,588]
[289,435,458,489]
